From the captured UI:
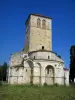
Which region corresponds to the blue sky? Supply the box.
[0,0,75,68]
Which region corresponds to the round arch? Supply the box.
[25,59,34,84]
[45,65,54,85]
[25,59,34,68]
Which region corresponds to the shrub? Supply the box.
[70,83,75,87]
[54,83,59,87]
[44,82,48,86]
[0,81,2,86]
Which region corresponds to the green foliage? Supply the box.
[0,84,75,100]
[44,82,47,86]
[54,83,59,87]
[70,46,75,82]
[0,62,8,81]
[58,55,61,58]
[70,83,75,87]
[0,81,2,86]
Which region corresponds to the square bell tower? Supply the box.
[24,14,52,52]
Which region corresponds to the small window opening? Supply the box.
[34,56,35,59]
[26,69,27,72]
[42,46,44,50]
[48,56,50,59]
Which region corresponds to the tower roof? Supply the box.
[25,13,52,24]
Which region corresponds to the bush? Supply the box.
[70,83,75,87]
[54,83,59,87]
[0,81,2,86]
[44,82,48,86]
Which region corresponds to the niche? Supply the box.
[42,46,44,50]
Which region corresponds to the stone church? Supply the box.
[8,14,69,85]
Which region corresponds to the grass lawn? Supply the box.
[0,84,75,100]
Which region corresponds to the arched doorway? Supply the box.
[26,59,34,84]
[37,63,42,84]
[45,65,54,85]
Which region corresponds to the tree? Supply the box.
[70,46,75,82]
[58,55,61,58]
[0,66,2,80]
[0,62,8,81]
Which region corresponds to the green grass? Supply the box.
[0,84,75,100]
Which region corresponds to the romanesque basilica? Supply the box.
[8,14,69,85]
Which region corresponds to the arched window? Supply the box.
[42,19,46,29]
[37,18,41,28]
[42,46,44,50]
[48,56,50,59]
